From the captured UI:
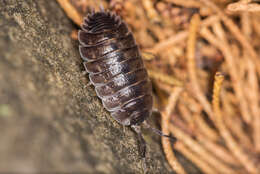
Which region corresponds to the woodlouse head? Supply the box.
[82,11,122,33]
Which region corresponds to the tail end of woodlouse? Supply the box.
[131,121,176,173]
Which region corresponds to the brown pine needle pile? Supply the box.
[56,0,260,173]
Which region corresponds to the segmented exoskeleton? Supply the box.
[79,11,153,127]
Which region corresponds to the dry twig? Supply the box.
[200,27,252,123]
[227,0,260,12]
[56,0,84,26]
[161,87,185,174]
[169,124,237,174]
[187,14,214,120]
[212,72,259,174]
[144,15,219,54]
[175,142,219,174]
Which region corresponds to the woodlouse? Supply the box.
[78,8,174,170]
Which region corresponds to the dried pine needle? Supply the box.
[175,142,219,174]
[56,0,83,26]
[196,133,240,166]
[212,72,259,174]
[148,70,183,87]
[193,114,219,142]
[165,0,202,8]
[245,50,260,153]
[200,27,252,123]
[199,0,259,70]
[145,15,219,54]
[142,0,160,23]
[169,124,237,174]
[227,0,260,12]
[187,14,214,120]
[161,87,186,174]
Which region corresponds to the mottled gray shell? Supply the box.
[78,11,153,126]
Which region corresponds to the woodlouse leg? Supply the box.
[131,125,147,174]
[99,3,105,12]
[85,81,92,87]
[123,125,126,133]
[152,108,160,114]
[82,70,88,76]
[82,62,92,87]
[81,72,92,88]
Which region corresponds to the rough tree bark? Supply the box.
[0,0,199,173]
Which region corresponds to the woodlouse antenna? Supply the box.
[143,121,176,142]
[90,8,95,15]
[99,3,105,12]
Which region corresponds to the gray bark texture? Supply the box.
[0,0,200,173]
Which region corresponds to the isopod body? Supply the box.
[78,11,153,126]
